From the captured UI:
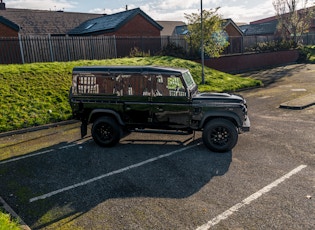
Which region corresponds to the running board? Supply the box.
[132,128,194,135]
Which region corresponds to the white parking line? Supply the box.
[0,149,54,165]
[0,143,83,165]
[29,143,201,203]
[196,164,307,230]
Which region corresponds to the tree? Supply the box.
[184,8,229,58]
[273,0,315,46]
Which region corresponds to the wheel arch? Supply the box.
[88,109,125,126]
[199,112,241,129]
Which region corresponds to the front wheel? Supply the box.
[202,118,238,152]
[92,117,121,147]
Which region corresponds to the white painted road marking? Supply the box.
[0,149,54,165]
[29,143,201,203]
[196,165,307,230]
[0,143,83,165]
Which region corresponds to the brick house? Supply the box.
[68,8,163,57]
[222,18,244,53]
[160,18,244,54]
[0,4,164,62]
[68,8,163,36]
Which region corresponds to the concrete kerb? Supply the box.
[0,119,79,138]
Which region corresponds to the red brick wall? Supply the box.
[225,24,241,37]
[101,14,160,37]
[202,50,300,73]
[0,23,18,37]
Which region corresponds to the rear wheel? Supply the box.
[202,118,238,152]
[92,117,121,147]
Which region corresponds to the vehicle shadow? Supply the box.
[0,137,232,229]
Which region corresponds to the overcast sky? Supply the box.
[3,0,314,23]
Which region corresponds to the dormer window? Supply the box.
[85,23,96,30]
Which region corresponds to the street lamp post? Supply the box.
[201,0,205,84]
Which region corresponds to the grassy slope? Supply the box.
[0,56,262,132]
[0,209,20,230]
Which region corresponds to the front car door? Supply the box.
[150,73,192,129]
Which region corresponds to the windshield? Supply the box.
[182,71,196,89]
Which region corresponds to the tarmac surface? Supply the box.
[0,63,314,229]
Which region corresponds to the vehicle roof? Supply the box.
[72,66,188,75]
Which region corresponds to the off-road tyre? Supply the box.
[202,118,238,152]
[92,117,121,147]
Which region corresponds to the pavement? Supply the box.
[241,63,315,110]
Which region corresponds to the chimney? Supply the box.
[0,0,6,10]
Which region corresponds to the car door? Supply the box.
[121,73,152,125]
[150,74,191,128]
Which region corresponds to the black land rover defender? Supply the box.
[69,66,250,152]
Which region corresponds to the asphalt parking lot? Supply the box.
[0,64,314,230]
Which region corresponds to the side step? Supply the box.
[132,128,194,135]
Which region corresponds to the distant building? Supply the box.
[0,3,162,37]
[68,8,163,36]
[0,7,101,36]
[240,6,315,36]
[156,21,186,36]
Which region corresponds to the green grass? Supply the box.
[0,209,20,230]
[0,56,262,133]
[305,45,315,63]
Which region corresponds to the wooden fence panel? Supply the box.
[16,35,118,63]
[0,37,22,64]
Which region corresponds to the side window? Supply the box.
[142,74,152,96]
[77,74,99,94]
[154,74,169,96]
[153,74,186,97]
[98,75,115,94]
[167,75,186,96]
[113,74,153,96]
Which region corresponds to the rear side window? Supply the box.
[72,74,99,94]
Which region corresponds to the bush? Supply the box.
[297,45,313,63]
[246,40,295,53]
[129,47,151,57]
[160,42,188,58]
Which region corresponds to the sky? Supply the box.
[2,0,314,23]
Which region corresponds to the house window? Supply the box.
[85,23,96,30]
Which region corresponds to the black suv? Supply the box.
[69,66,250,152]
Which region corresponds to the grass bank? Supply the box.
[0,209,20,230]
[0,56,262,133]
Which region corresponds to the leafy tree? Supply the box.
[273,0,315,46]
[184,8,229,58]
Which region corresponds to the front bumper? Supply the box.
[240,117,250,132]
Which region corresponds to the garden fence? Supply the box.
[0,34,314,64]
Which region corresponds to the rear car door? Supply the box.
[121,73,152,124]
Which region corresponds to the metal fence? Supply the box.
[1,34,315,64]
